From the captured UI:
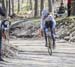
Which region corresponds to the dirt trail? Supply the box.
[0,39,75,67]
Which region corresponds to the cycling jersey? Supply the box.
[40,15,56,30]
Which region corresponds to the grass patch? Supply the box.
[29,17,40,25]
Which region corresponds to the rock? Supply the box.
[10,20,40,39]
[64,36,70,41]
[70,36,75,42]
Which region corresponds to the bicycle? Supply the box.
[45,21,54,56]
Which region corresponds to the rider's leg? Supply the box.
[51,28,55,49]
[44,28,47,47]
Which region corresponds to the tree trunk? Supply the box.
[2,0,6,11]
[6,0,9,17]
[40,0,44,15]
[34,0,38,17]
[61,0,63,3]
[71,0,75,15]
[9,0,11,16]
[12,0,14,14]
[0,0,2,3]
[48,0,52,12]
[29,0,32,10]
[22,0,24,3]
[18,0,20,13]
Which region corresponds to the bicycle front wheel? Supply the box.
[47,36,52,55]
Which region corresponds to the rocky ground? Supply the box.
[9,17,75,42]
[9,19,40,40]
[56,17,75,42]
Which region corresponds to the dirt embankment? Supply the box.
[56,17,75,42]
[10,20,40,40]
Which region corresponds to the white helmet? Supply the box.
[42,9,49,17]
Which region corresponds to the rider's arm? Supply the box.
[39,18,45,37]
[40,18,44,30]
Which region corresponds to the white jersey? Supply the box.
[1,20,9,31]
[40,14,56,29]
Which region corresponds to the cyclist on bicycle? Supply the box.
[40,9,56,49]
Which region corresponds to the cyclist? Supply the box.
[40,9,56,49]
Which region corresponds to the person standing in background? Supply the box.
[67,0,71,16]
[0,5,7,61]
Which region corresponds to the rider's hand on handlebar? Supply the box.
[38,29,43,38]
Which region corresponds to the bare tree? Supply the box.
[2,0,6,11]
[6,0,9,17]
[11,0,14,14]
[61,0,63,3]
[9,0,11,16]
[34,0,38,17]
[0,0,2,3]
[40,0,44,15]
[48,0,52,12]
[22,0,24,3]
[18,0,20,13]
[29,0,32,10]
[71,0,75,15]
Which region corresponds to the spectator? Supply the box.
[58,3,65,14]
[67,0,71,16]
[0,6,6,61]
